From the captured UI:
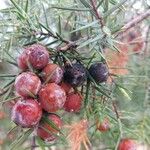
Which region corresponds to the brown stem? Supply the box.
[143,26,150,57]
[112,101,123,149]
[122,9,150,32]
[112,101,120,119]
[31,136,36,150]
[90,0,104,27]
[57,42,77,51]
[92,85,96,101]
[36,30,78,51]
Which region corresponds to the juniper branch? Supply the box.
[121,9,150,32]
[112,102,123,150]
[90,0,104,27]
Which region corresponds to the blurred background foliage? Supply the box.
[0,0,150,149]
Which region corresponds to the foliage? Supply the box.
[0,0,150,149]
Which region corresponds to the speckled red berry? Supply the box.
[39,83,66,112]
[64,92,82,112]
[42,63,63,84]
[89,62,109,83]
[60,82,72,94]
[15,72,41,98]
[11,99,42,128]
[97,118,110,132]
[63,63,87,87]
[17,44,49,70]
[118,139,137,150]
[37,114,62,142]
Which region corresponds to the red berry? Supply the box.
[60,82,72,94]
[17,44,49,70]
[97,118,110,132]
[118,139,137,150]
[39,83,66,112]
[37,114,62,142]
[15,72,41,98]
[11,99,42,128]
[42,63,63,84]
[64,92,82,112]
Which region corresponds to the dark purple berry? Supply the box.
[89,62,109,83]
[63,63,87,87]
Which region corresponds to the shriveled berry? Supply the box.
[97,118,110,132]
[37,114,62,142]
[11,99,42,128]
[118,139,137,150]
[42,63,63,84]
[60,82,72,94]
[39,83,66,112]
[15,72,41,98]
[63,63,86,87]
[89,62,109,83]
[64,92,82,112]
[17,44,49,70]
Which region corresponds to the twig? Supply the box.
[143,27,150,108]
[143,26,150,57]
[90,0,104,27]
[121,9,150,32]
[57,42,77,51]
[34,30,78,51]
[112,102,120,119]
[92,85,96,101]
[31,136,36,150]
[112,102,123,150]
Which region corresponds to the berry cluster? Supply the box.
[10,44,137,149]
[12,44,110,142]
[16,43,139,149]
[0,42,138,150]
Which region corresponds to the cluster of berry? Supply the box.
[11,44,109,142]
